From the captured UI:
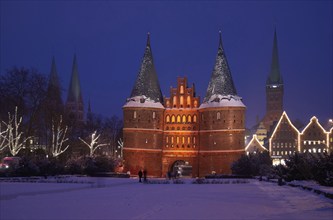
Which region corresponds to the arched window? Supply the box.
[187,137,191,144]
[177,115,181,123]
[133,111,137,119]
[187,115,192,123]
[180,96,184,106]
[171,115,176,123]
[153,111,156,119]
[187,96,191,107]
[193,115,197,122]
[180,85,184,94]
[194,100,198,108]
[173,96,177,107]
[166,115,170,123]
[182,137,185,144]
[177,137,179,144]
[217,112,221,120]
[182,115,186,123]
[166,137,169,143]
[193,137,196,144]
[171,137,174,144]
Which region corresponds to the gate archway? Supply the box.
[170,160,192,177]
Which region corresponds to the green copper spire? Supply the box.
[204,31,237,102]
[67,54,83,104]
[130,33,163,103]
[267,29,283,85]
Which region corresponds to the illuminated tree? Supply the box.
[117,138,123,158]
[79,131,107,157]
[2,107,30,156]
[0,122,8,151]
[51,116,69,157]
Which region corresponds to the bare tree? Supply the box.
[0,122,8,152]
[51,116,69,157]
[2,107,30,156]
[79,131,107,157]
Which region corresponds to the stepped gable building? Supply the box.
[65,54,84,122]
[261,29,284,133]
[300,117,329,154]
[123,32,246,177]
[245,134,267,154]
[269,111,300,165]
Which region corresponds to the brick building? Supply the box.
[123,32,246,177]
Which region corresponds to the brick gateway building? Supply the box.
[123,33,246,177]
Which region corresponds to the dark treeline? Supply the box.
[232,151,333,186]
[0,67,123,175]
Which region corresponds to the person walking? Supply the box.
[143,169,147,182]
[138,170,143,182]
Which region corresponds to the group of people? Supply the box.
[138,169,147,182]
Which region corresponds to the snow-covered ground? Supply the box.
[0,177,332,220]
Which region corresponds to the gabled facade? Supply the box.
[123,32,246,177]
[300,117,329,154]
[245,134,267,154]
[269,112,299,165]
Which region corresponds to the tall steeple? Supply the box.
[66,54,84,121]
[262,29,284,132]
[45,56,64,121]
[129,33,163,103]
[267,29,283,85]
[203,31,238,103]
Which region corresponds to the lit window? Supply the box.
[318,149,321,153]
[133,111,137,119]
[171,137,174,144]
[313,148,316,153]
[188,115,192,123]
[217,112,221,120]
[180,96,184,106]
[173,96,177,106]
[277,151,279,155]
[180,85,184,94]
[309,149,312,153]
[188,137,191,143]
[177,115,181,123]
[272,151,275,156]
[194,100,198,108]
[171,115,176,123]
[177,137,179,144]
[193,137,196,144]
[193,115,197,122]
[187,96,191,107]
[153,111,156,119]
[166,115,170,123]
[304,141,306,145]
[166,137,169,143]
[182,137,185,144]
[182,115,186,123]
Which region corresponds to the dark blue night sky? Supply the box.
[1,1,332,128]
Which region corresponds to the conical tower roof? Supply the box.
[129,33,163,103]
[267,29,283,85]
[200,31,244,108]
[67,54,83,104]
[48,56,61,89]
[204,31,237,102]
[47,56,63,105]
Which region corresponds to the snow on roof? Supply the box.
[123,95,164,109]
[199,94,245,109]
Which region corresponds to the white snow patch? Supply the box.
[1,177,332,220]
[200,94,246,109]
[123,95,164,109]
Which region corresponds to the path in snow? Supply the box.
[0,178,332,220]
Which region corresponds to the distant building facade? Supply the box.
[269,112,331,165]
[123,33,246,177]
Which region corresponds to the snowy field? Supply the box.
[0,177,332,220]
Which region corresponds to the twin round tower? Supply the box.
[123,32,246,177]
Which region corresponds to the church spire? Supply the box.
[67,54,83,104]
[203,31,237,102]
[267,29,283,85]
[66,54,84,121]
[129,33,163,103]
